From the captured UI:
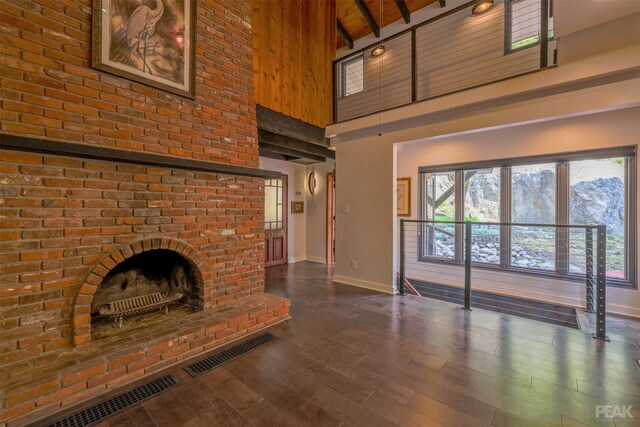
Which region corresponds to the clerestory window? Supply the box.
[339,54,364,98]
[507,0,554,51]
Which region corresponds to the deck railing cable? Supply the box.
[399,219,609,341]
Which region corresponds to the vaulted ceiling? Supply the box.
[337,0,440,49]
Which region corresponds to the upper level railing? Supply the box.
[399,219,609,341]
[334,0,555,123]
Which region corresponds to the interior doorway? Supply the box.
[326,172,335,264]
[265,175,288,267]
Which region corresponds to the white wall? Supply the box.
[333,137,398,294]
[554,0,640,38]
[329,13,640,316]
[259,156,335,264]
[306,161,335,263]
[397,108,640,317]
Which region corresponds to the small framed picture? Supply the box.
[397,178,411,217]
[291,201,304,214]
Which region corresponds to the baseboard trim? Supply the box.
[333,275,395,294]
[607,304,640,319]
[406,275,640,319]
[306,256,327,264]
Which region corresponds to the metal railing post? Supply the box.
[540,0,549,68]
[585,227,595,312]
[593,225,609,341]
[399,219,406,296]
[463,221,472,310]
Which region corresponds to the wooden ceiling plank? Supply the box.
[395,0,411,23]
[354,0,380,38]
[337,0,438,49]
[337,19,354,49]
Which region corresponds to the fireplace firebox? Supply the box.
[91,249,200,335]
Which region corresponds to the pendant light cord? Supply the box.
[377,0,384,137]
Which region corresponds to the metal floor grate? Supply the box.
[184,332,276,377]
[45,374,178,427]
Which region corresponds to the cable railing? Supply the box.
[399,219,609,341]
[334,0,554,122]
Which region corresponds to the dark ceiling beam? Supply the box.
[259,150,291,162]
[337,19,354,49]
[258,129,328,156]
[258,129,335,162]
[259,143,326,163]
[354,0,380,38]
[395,0,410,23]
[256,106,326,146]
[439,0,446,7]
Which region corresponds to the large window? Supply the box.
[511,163,556,271]
[569,158,626,279]
[418,149,635,287]
[465,168,502,264]
[423,171,456,260]
[339,55,364,98]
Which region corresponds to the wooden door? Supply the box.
[326,172,335,264]
[265,175,288,267]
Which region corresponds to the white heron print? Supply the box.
[107,0,186,85]
[126,0,164,73]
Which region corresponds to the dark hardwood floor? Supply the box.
[44,262,640,427]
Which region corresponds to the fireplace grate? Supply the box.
[184,332,276,377]
[45,374,178,427]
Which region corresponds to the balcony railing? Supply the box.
[334,0,555,123]
[399,219,609,341]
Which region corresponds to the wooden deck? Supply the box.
[38,261,640,427]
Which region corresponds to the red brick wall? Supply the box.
[0,0,268,358]
[0,0,258,167]
[0,151,266,360]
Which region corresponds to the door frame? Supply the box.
[326,172,335,264]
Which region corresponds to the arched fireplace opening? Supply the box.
[91,249,200,339]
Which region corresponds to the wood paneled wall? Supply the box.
[251,0,336,128]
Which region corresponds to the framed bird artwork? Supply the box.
[92,0,196,98]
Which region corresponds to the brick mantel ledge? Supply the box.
[0,293,290,426]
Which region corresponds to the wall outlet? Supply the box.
[351,260,357,270]
[341,204,350,214]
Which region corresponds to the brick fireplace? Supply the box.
[0,1,290,425]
